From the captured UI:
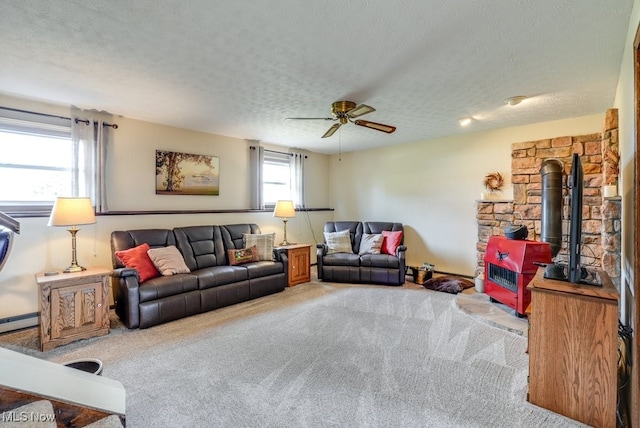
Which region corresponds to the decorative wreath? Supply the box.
[484,172,504,192]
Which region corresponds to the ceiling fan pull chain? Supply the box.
[338,127,342,162]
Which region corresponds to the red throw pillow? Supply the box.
[381,230,403,255]
[115,243,160,283]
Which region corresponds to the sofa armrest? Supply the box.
[274,249,289,285]
[113,267,139,279]
[111,269,141,329]
[396,245,407,285]
[316,243,327,280]
[316,243,327,255]
[273,247,287,263]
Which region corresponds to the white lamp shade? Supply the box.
[48,197,96,227]
[273,200,296,219]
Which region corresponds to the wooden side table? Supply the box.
[278,244,311,286]
[35,266,111,351]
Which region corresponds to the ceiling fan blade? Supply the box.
[353,119,396,134]
[285,117,334,121]
[322,123,341,138]
[347,104,375,118]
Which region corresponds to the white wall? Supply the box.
[0,94,332,319]
[329,114,604,276]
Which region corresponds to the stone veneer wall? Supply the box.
[476,109,621,289]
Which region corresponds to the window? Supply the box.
[0,109,82,214]
[249,146,305,210]
[262,151,291,206]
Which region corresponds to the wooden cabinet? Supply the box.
[527,268,619,428]
[279,244,311,286]
[36,266,111,351]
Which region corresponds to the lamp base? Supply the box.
[279,240,296,246]
[63,264,86,273]
[64,227,86,274]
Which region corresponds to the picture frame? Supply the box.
[155,150,219,195]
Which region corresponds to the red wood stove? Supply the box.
[484,236,552,317]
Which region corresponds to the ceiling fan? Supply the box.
[286,101,396,138]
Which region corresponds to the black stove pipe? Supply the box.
[540,159,564,258]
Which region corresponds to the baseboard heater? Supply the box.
[0,312,38,334]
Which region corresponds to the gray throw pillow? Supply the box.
[358,233,384,255]
[147,245,190,275]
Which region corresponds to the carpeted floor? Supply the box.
[0,278,585,427]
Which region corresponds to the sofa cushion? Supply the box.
[324,229,353,254]
[228,246,260,265]
[381,230,403,255]
[243,261,284,279]
[111,229,176,267]
[363,222,404,235]
[115,243,160,283]
[221,223,261,250]
[147,245,191,275]
[323,221,362,254]
[358,233,384,255]
[174,226,225,271]
[138,273,199,303]
[193,265,250,290]
[360,253,400,268]
[322,253,361,267]
[243,233,275,261]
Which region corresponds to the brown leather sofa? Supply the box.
[316,221,407,285]
[111,224,287,329]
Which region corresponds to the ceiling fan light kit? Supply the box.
[286,100,396,138]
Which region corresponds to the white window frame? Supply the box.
[262,151,292,208]
[0,109,79,216]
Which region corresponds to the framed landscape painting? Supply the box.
[155,150,220,195]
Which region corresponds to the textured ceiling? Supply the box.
[0,1,634,154]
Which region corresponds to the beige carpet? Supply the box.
[0,270,526,354]
[0,271,583,427]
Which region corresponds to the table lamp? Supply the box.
[273,200,295,246]
[48,197,96,273]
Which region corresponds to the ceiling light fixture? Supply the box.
[459,117,473,127]
[504,95,527,106]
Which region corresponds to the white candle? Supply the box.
[603,185,617,198]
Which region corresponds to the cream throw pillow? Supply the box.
[324,229,353,254]
[243,233,275,261]
[147,245,190,275]
[358,233,384,255]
